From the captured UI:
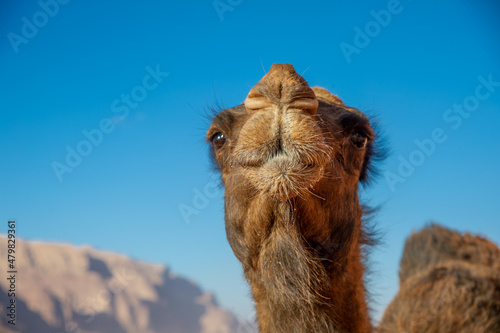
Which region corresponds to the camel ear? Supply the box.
[312,87,344,106]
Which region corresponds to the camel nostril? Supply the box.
[244,63,318,116]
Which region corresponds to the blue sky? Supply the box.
[1,0,499,322]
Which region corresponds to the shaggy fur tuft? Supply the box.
[378,224,500,333]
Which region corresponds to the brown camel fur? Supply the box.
[207,63,379,332]
[378,224,500,333]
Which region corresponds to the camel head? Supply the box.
[207,63,376,258]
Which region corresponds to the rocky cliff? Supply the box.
[0,236,248,333]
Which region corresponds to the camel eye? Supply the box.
[211,132,226,150]
[351,132,367,148]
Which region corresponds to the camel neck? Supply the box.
[245,202,372,333]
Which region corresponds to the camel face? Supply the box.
[207,63,374,205]
[207,63,376,276]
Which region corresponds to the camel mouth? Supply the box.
[235,154,320,170]
[239,153,326,201]
[231,130,332,201]
[231,134,332,171]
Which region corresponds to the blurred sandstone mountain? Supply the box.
[0,236,252,333]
